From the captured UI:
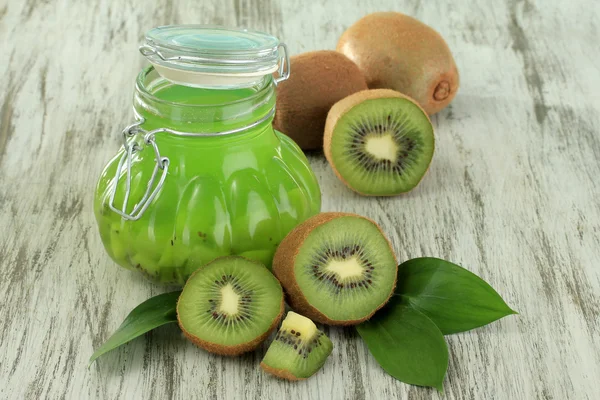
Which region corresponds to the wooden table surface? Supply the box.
[1,0,599,399]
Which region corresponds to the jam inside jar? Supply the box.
[94,26,321,285]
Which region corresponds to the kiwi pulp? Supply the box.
[324,89,434,196]
[260,311,333,380]
[177,256,284,356]
[273,212,397,325]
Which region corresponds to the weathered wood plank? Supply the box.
[1,0,599,399]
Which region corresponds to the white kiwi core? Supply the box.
[282,311,318,338]
[325,256,364,279]
[364,133,398,162]
[218,283,241,315]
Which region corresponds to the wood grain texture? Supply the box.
[1,0,599,399]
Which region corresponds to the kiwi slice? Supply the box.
[260,311,333,380]
[177,256,284,356]
[324,89,434,196]
[273,212,397,325]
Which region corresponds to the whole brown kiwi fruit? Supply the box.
[274,51,368,150]
[337,12,459,115]
[272,212,398,325]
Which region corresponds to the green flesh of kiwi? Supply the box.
[177,257,283,355]
[329,95,434,195]
[294,215,396,323]
[261,311,333,380]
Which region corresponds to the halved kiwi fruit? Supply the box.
[177,256,284,356]
[272,212,397,325]
[324,89,434,196]
[261,311,333,380]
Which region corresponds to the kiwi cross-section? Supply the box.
[177,256,284,356]
[260,311,333,380]
[324,89,434,196]
[273,212,397,325]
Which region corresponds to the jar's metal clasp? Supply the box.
[108,120,170,221]
[108,107,277,221]
[274,43,290,85]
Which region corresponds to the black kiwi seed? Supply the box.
[273,326,328,360]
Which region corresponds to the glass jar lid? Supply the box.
[139,25,289,88]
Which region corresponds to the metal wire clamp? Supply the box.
[274,43,290,85]
[108,120,170,221]
[108,107,276,221]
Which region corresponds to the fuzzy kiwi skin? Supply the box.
[176,256,285,356]
[272,212,397,325]
[337,12,459,115]
[260,363,304,381]
[274,51,368,150]
[324,89,434,196]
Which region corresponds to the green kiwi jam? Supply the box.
[94,67,321,285]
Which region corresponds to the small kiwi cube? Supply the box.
[260,311,333,380]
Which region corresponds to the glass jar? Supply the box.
[94,26,321,285]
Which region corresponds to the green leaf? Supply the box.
[89,291,181,366]
[357,301,448,391]
[397,258,517,335]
